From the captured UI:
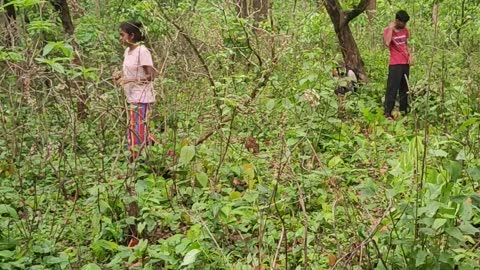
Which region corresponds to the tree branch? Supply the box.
[344,0,370,24]
[159,9,215,89]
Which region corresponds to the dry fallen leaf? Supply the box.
[328,254,337,267]
[245,136,260,154]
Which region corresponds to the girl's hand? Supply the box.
[112,71,123,85]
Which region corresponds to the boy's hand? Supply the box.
[409,54,415,66]
[388,22,396,29]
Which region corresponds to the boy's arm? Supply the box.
[383,22,396,47]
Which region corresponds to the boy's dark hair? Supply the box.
[119,21,145,42]
[396,10,410,23]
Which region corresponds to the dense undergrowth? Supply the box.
[1,0,479,269]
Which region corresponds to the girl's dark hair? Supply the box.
[119,21,145,42]
[396,10,410,23]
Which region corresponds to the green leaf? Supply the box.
[43,43,55,56]
[424,201,441,217]
[459,223,479,235]
[196,172,209,188]
[430,149,448,157]
[175,239,191,254]
[138,222,146,234]
[0,204,18,218]
[416,250,428,267]
[44,256,65,265]
[328,155,343,168]
[266,99,276,111]
[81,263,102,270]
[51,63,65,74]
[455,150,468,161]
[180,249,201,266]
[466,166,480,181]
[446,161,462,181]
[179,146,195,166]
[242,163,255,181]
[0,250,14,258]
[432,218,447,230]
[445,227,465,242]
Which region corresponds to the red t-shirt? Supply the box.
[383,27,410,65]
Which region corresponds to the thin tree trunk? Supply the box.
[50,0,75,35]
[323,0,369,80]
[4,0,16,47]
[366,0,376,23]
[252,0,269,22]
[236,0,248,18]
[456,0,466,46]
[50,0,88,119]
[366,0,376,47]
[432,2,439,26]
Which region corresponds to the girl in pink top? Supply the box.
[117,21,156,161]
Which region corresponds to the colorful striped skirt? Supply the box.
[127,103,154,159]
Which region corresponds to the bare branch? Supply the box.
[344,0,370,24]
[159,10,216,89]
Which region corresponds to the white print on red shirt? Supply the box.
[393,35,407,45]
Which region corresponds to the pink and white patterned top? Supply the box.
[122,45,155,103]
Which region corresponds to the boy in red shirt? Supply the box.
[383,10,411,119]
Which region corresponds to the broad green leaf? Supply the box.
[43,43,55,56]
[419,228,435,236]
[328,155,343,168]
[134,239,148,252]
[430,149,448,157]
[416,250,428,267]
[458,117,479,132]
[445,227,465,242]
[91,240,118,252]
[456,150,470,161]
[51,63,65,74]
[196,172,209,188]
[81,263,102,270]
[459,223,479,235]
[460,201,473,221]
[466,166,480,181]
[446,161,462,181]
[432,218,447,230]
[266,99,276,111]
[175,239,191,254]
[229,191,242,200]
[242,163,255,181]
[0,250,14,258]
[0,204,18,218]
[138,222,146,234]
[180,249,201,266]
[44,256,65,265]
[179,145,195,166]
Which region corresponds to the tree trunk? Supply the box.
[50,0,75,35]
[366,0,376,47]
[236,0,268,22]
[323,0,369,81]
[50,0,87,119]
[432,2,439,26]
[337,26,366,80]
[366,0,376,23]
[236,0,248,18]
[4,0,16,47]
[252,0,269,22]
[456,0,466,46]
